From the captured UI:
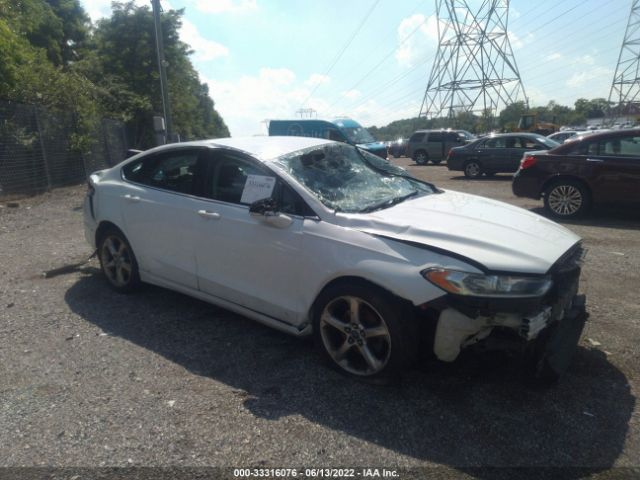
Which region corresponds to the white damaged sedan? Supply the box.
[84,136,587,382]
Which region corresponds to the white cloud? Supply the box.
[395,14,439,67]
[194,0,257,14]
[546,52,563,61]
[180,19,229,61]
[566,66,612,88]
[577,54,595,65]
[83,0,174,22]
[305,74,331,87]
[206,68,332,136]
[342,89,361,100]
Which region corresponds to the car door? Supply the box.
[587,134,640,203]
[426,131,444,159]
[119,147,207,289]
[479,137,509,170]
[191,149,308,325]
[443,132,461,159]
[510,137,538,171]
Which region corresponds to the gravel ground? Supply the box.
[0,159,639,478]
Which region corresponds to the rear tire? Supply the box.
[97,227,141,294]
[543,179,590,219]
[312,282,418,381]
[463,160,482,178]
[413,150,428,165]
[431,158,442,165]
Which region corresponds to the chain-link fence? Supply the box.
[0,101,128,198]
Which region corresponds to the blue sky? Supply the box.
[82,0,630,136]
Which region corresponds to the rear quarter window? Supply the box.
[409,132,426,142]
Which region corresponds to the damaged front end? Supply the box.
[422,244,588,381]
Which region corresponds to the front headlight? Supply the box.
[422,268,552,298]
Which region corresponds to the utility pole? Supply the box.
[295,108,317,118]
[151,0,173,143]
[608,0,640,124]
[419,0,526,125]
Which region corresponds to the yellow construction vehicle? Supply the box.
[516,113,559,136]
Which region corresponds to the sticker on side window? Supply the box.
[240,174,276,204]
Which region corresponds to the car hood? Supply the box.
[340,190,581,274]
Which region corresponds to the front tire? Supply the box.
[98,228,141,293]
[463,160,482,178]
[543,179,590,219]
[313,282,418,380]
[413,150,428,165]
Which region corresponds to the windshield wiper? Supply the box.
[359,191,420,213]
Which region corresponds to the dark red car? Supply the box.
[512,128,640,218]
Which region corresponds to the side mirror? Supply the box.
[249,197,278,216]
[249,198,293,228]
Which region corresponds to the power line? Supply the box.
[300,0,381,108]
[325,10,435,112]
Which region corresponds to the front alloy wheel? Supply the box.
[544,181,589,218]
[319,296,392,376]
[313,283,418,380]
[464,161,482,178]
[414,151,428,165]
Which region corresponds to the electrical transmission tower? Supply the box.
[608,0,640,117]
[419,0,526,122]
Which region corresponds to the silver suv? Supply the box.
[406,130,472,165]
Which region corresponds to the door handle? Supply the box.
[586,158,604,163]
[197,210,221,220]
[123,194,141,202]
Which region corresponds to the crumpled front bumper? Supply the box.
[431,245,586,362]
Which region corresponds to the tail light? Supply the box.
[520,155,537,169]
[447,148,454,160]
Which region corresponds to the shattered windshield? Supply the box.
[274,144,435,213]
[341,126,376,144]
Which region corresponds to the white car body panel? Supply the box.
[336,189,580,274]
[84,137,583,349]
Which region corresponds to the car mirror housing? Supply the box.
[249,197,293,228]
[249,197,278,216]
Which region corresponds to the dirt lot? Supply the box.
[1,158,639,477]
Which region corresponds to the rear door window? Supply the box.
[598,136,640,157]
[122,149,202,195]
[427,132,443,143]
[483,137,507,149]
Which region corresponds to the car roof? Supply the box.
[133,136,334,162]
[483,132,543,138]
[554,127,640,149]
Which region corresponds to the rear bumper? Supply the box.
[512,170,543,198]
[83,194,98,248]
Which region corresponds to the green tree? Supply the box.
[87,1,228,148]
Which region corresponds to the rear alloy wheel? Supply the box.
[544,180,590,219]
[464,160,482,178]
[414,150,428,165]
[313,283,418,380]
[98,229,141,293]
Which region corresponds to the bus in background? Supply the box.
[268,118,388,159]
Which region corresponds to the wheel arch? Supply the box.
[95,220,126,246]
[309,275,413,325]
